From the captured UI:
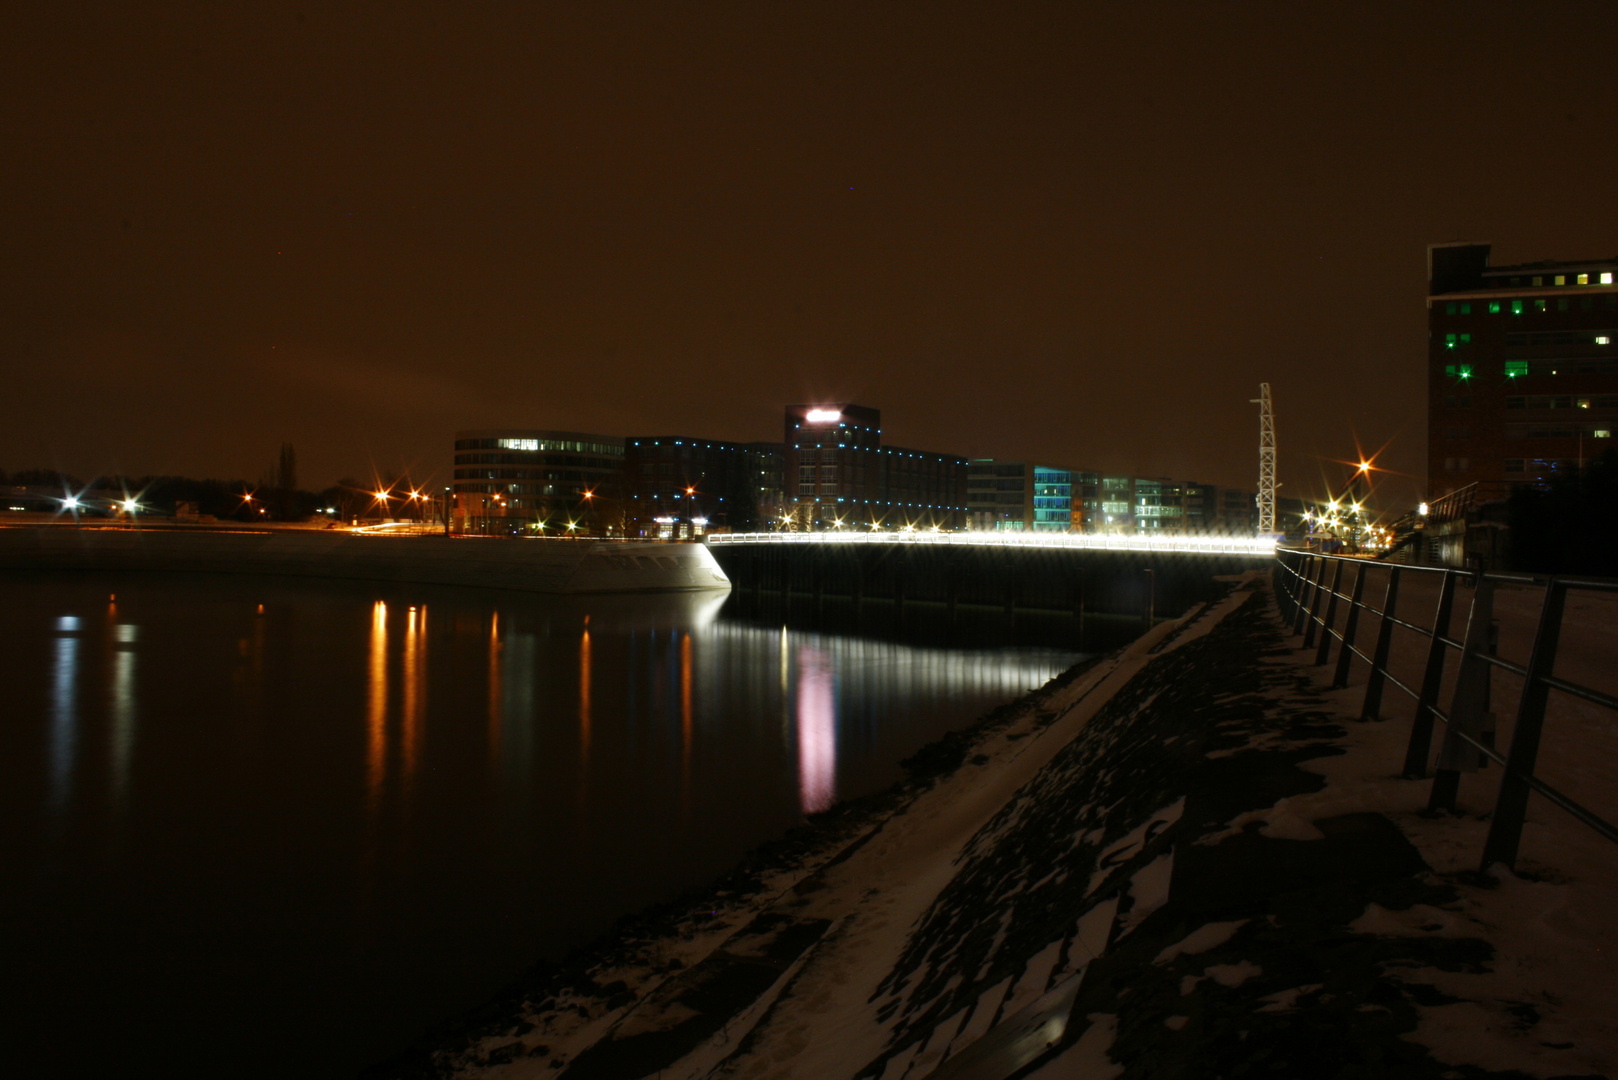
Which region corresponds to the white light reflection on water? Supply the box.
[795,645,837,813]
[109,622,138,818]
[50,616,81,817]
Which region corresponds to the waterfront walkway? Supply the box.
[382,573,1616,1080]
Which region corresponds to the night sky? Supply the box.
[6,2,1618,509]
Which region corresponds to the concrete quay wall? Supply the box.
[0,528,732,595]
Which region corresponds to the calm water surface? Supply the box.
[0,572,1078,1076]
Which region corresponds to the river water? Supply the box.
[0,571,1080,1076]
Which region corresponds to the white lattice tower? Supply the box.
[1250,383,1276,535]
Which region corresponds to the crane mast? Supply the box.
[1250,383,1277,535]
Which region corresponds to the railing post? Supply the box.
[1481,580,1569,872]
[1331,562,1368,689]
[1401,571,1458,778]
[1273,556,1292,624]
[1361,566,1401,721]
[1314,559,1346,666]
[1302,558,1330,650]
[1429,577,1495,813]
[1292,556,1319,637]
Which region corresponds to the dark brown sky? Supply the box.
[6,2,1617,508]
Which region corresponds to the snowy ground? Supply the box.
[379,572,1616,1080]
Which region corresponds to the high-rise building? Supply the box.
[1427,243,1618,500]
[783,404,967,529]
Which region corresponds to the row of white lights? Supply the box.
[710,530,1278,555]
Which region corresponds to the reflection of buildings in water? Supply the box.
[109,622,138,816]
[795,645,837,814]
[499,631,538,784]
[700,621,1073,710]
[697,620,1074,816]
[50,616,81,816]
[779,626,791,749]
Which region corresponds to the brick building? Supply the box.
[1428,243,1618,500]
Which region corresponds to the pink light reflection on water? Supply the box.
[795,644,837,814]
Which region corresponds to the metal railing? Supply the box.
[1273,549,1618,872]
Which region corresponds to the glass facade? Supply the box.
[1030,467,1072,530]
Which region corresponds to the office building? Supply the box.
[624,436,783,538]
[1133,478,1184,533]
[1428,243,1618,499]
[1218,487,1259,535]
[784,404,968,529]
[451,430,624,534]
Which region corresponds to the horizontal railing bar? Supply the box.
[1514,769,1618,845]
[1378,668,1421,704]
[1540,674,1618,713]
[1438,725,1509,769]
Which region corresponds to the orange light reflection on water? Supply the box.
[366,601,387,813]
[487,611,501,763]
[402,605,426,796]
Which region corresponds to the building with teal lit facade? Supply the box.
[967,462,1095,531]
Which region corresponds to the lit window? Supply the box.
[1504,360,1528,378]
[1577,273,1589,285]
[1488,301,1501,314]
[1445,302,1457,315]
[1535,299,1547,311]
[1461,302,1472,314]
[1445,333,1457,348]
[1512,300,1524,315]
[1578,399,1591,409]
[1555,275,1566,286]
[1598,336,1611,345]
[1459,333,1471,344]
[1603,272,1615,285]
[1596,430,1612,439]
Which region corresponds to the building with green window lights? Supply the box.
[1428,243,1618,500]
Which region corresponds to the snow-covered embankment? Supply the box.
[403,573,1614,1080]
